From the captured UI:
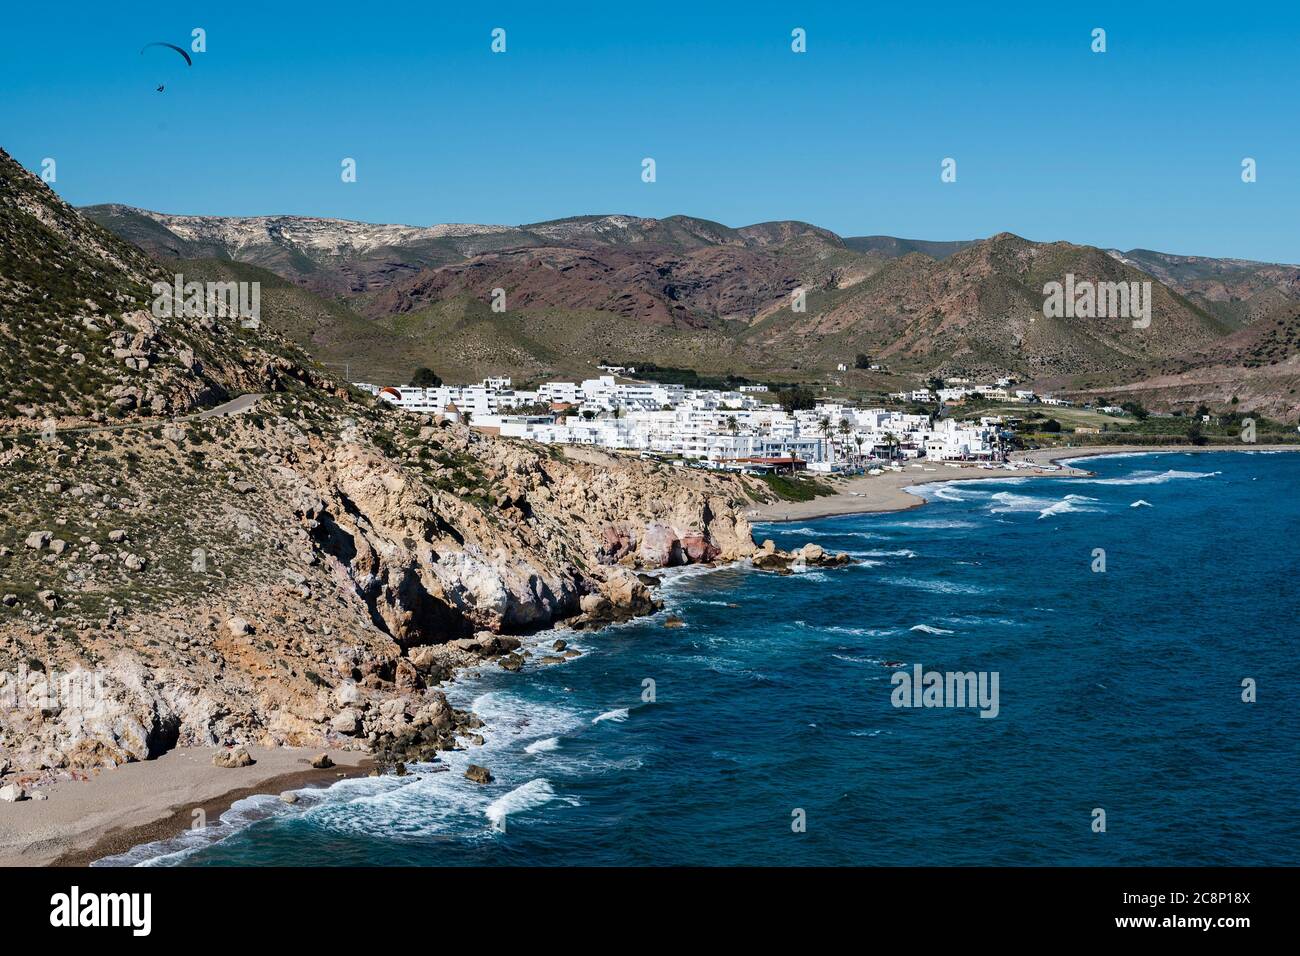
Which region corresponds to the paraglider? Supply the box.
[140,42,192,66]
[140,41,191,92]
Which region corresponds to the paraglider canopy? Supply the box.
[140,42,192,66]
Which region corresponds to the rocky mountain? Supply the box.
[746,233,1236,380]
[80,203,1300,413]
[842,235,976,260]
[1107,247,1300,328]
[1,148,802,783]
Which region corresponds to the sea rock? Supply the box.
[597,523,637,563]
[310,753,335,769]
[213,746,254,769]
[280,791,299,804]
[638,523,683,568]
[663,615,685,628]
[799,543,825,563]
[499,653,524,672]
[465,764,493,784]
[680,531,720,563]
[552,639,567,652]
[752,549,793,570]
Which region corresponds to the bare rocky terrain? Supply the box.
[3,149,853,790]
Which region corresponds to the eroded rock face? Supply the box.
[1,391,762,780]
[638,523,683,568]
[680,531,721,564]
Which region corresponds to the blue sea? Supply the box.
[100,451,1300,866]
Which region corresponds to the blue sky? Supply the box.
[2,1,1297,261]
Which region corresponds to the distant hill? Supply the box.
[80,204,1300,415]
[842,235,976,260]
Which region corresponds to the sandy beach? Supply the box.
[747,444,1300,523]
[0,746,371,867]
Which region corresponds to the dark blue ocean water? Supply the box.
[102,451,1300,866]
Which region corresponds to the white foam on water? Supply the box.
[484,778,578,828]
[928,485,969,502]
[884,575,989,595]
[1131,499,1153,508]
[986,490,1103,519]
[525,737,560,753]
[1081,468,1219,486]
[592,708,629,724]
[895,518,978,529]
[831,653,880,664]
[909,624,956,635]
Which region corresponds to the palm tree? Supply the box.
[818,415,833,465]
[884,431,900,461]
[837,418,853,460]
[726,415,739,434]
[853,434,865,466]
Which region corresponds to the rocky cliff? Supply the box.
[0,148,763,781]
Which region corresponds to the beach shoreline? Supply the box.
[0,746,372,868]
[747,444,1300,524]
[4,443,1294,868]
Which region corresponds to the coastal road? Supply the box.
[8,393,267,440]
[195,392,266,420]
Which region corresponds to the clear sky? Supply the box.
[2,1,1297,262]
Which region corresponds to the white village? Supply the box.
[353,373,1081,475]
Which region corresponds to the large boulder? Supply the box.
[638,523,683,568]
[24,531,52,550]
[680,531,720,564]
[213,746,254,769]
[330,709,361,735]
[597,523,637,563]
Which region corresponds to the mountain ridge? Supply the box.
[77,202,1300,415]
